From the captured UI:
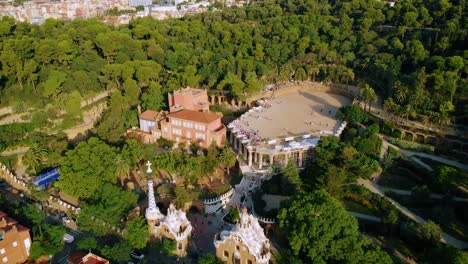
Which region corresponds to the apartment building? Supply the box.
[168,87,210,112]
[0,211,31,264]
[161,109,226,147]
[127,87,226,148]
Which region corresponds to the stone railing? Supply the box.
[251,205,276,224]
[203,188,234,204]
[48,195,80,213]
[0,163,28,190]
[1,162,82,214]
[333,120,347,137]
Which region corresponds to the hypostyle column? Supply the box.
[298,150,304,167]
[247,147,253,167]
[283,153,289,167]
[243,144,248,160]
[233,134,238,150]
[229,130,234,145]
[258,153,263,170]
[269,154,274,166]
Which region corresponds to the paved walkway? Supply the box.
[382,138,468,171]
[347,211,381,222]
[373,184,468,203]
[0,146,29,157]
[357,179,468,249]
[365,97,465,138]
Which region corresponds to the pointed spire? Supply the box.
[145,161,161,221]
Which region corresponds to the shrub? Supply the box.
[157,137,174,149]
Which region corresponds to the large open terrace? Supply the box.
[234,90,352,142]
[227,85,353,169]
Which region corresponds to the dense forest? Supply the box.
[0,0,466,131]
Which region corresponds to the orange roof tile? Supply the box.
[168,109,221,124]
[139,110,161,121]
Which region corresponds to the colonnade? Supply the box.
[229,130,307,169]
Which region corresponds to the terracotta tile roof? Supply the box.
[68,252,109,264]
[139,110,161,121]
[168,109,221,124]
[68,252,87,264]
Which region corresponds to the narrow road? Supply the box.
[382,138,468,171]
[0,146,29,156]
[357,179,468,249]
[373,184,468,203]
[347,211,381,222]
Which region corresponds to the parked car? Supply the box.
[130,249,144,260]
[62,233,74,244]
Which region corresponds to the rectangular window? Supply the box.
[163,127,168,132]
[186,132,191,139]
[0,249,4,254]
[183,121,193,128]
[2,257,7,263]
[172,119,182,126]
[12,241,17,247]
[195,133,205,140]
[172,128,182,135]
[195,124,206,131]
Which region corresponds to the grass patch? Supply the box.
[340,199,379,215]
[81,97,108,112]
[209,104,233,115]
[387,138,435,153]
[378,172,421,190]
[0,155,17,169]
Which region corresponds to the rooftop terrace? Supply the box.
[232,90,352,142]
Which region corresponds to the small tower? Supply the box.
[145,161,162,233]
[214,207,271,264]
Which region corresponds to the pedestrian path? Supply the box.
[382,139,468,171]
[347,211,381,222]
[358,179,468,249]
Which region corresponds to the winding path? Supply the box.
[382,138,468,171]
[357,178,468,249]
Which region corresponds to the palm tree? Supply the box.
[23,143,48,174]
[433,112,452,127]
[400,104,416,122]
[219,147,237,176]
[422,111,434,127]
[342,68,355,86]
[383,98,398,120]
[358,82,377,112]
[115,154,131,185]
[393,82,409,104]
[309,67,320,82]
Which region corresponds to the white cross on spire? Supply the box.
[146,160,152,174]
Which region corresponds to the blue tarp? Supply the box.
[32,167,60,187]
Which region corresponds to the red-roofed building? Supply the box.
[67,252,109,264]
[127,87,226,147]
[0,211,31,264]
[168,87,209,112]
[161,109,226,148]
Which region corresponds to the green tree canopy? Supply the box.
[123,216,150,249]
[56,137,118,200]
[278,190,392,263]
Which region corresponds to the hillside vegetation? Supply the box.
[0,0,466,144]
